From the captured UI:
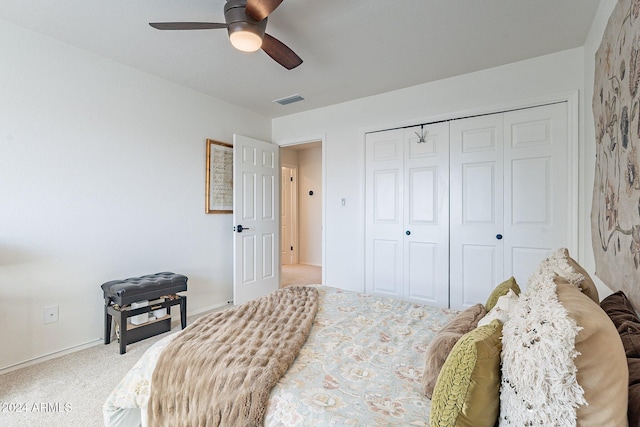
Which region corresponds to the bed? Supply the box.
[103,285,457,426]
[104,248,636,426]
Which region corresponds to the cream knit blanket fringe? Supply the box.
[147,286,319,427]
[500,249,586,426]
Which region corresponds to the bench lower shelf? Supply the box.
[122,315,171,344]
[104,294,187,354]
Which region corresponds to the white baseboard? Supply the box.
[0,339,104,376]
[0,301,232,376]
[297,262,322,267]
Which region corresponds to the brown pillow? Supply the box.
[601,290,640,426]
[557,248,600,303]
[555,280,628,426]
[422,303,486,398]
[628,358,640,426]
[601,290,640,327]
[601,291,640,358]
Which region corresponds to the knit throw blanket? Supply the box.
[147,286,319,427]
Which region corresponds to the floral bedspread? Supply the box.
[103,286,457,426]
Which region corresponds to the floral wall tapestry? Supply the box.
[592,0,640,307]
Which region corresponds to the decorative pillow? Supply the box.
[500,252,628,427]
[429,319,502,427]
[601,291,640,358]
[628,358,640,426]
[422,304,486,398]
[485,276,520,312]
[552,248,600,303]
[601,290,640,425]
[601,290,640,325]
[478,289,518,327]
[555,280,628,426]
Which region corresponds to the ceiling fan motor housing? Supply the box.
[225,0,267,40]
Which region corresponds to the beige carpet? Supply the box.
[0,309,224,427]
[0,269,320,427]
[281,264,322,287]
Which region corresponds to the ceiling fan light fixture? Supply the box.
[230,29,263,52]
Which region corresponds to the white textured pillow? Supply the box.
[499,249,628,427]
[478,289,518,327]
[500,255,584,425]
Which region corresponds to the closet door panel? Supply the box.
[503,102,569,288]
[462,161,496,223]
[366,129,404,298]
[370,239,402,296]
[450,113,504,310]
[406,241,438,302]
[403,123,449,306]
[461,244,498,305]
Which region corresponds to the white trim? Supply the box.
[567,90,580,258]
[0,300,232,375]
[360,90,579,134]
[277,134,327,286]
[0,339,103,375]
[281,162,299,265]
[298,262,322,267]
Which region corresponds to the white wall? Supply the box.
[0,20,270,370]
[298,147,322,266]
[273,48,586,294]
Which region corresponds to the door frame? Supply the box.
[281,163,299,265]
[278,134,326,286]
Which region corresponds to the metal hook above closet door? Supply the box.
[415,124,427,143]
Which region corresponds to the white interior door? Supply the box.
[233,134,280,305]
[449,103,570,309]
[365,129,404,298]
[502,102,569,286]
[403,124,450,306]
[365,123,449,307]
[450,113,504,310]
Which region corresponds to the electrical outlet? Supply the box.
[44,305,59,324]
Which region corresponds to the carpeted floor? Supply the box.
[0,309,222,427]
[281,263,322,287]
[1,269,321,427]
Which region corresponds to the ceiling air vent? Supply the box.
[273,94,304,106]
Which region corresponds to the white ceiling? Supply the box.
[0,0,600,118]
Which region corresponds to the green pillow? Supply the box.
[429,319,503,427]
[485,276,520,311]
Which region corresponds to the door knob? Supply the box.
[236,225,250,233]
[406,230,411,236]
[496,234,503,240]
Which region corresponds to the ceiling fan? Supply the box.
[149,0,302,70]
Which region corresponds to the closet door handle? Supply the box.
[496,234,503,240]
[406,230,411,236]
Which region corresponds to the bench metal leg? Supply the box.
[180,296,187,329]
[104,304,112,345]
[118,309,127,355]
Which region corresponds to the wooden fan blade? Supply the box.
[149,22,227,30]
[261,33,302,70]
[245,0,283,21]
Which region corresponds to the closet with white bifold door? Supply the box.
[365,102,572,310]
[365,122,451,308]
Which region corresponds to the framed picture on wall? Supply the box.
[205,139,233,214]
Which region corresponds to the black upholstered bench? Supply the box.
[102,272,188,354]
